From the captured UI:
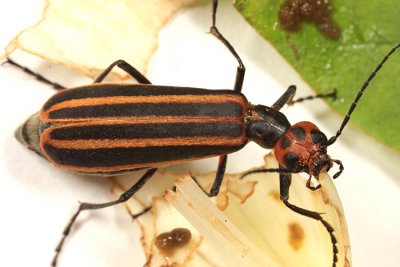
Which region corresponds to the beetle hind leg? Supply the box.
[210,0,245,92]
[3,58,65,90]
[131,205,152,219]
[51,168,157,267]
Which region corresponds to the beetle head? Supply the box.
[274,121,343,179]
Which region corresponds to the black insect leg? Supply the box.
[207,154,228,197]
[190,155,227,197]
[279,169,338,267]
[3,58,65,90]
[131,206,153,219]
[272,85,297,110]
[51,168,158,267]
[210,0,245,92]
[94,59,151,84]
[4,58,152,89]
[291,89,337,105]
[186,0,241,200]
[272,85,336,110]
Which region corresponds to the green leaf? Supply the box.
[234,0,400,151]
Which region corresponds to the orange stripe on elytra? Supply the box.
[43,135,247,150]
[39,115,246,124]
[40,94,247,119]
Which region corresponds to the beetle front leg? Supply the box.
[279,169,338,267]
[94,59,151,84]
[51,168,157,267]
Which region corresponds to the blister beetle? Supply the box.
[10,0,399,266]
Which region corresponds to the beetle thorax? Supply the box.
[246,105,291,148]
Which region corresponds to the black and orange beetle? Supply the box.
[9,0,400,266]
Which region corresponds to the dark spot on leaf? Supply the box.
[278,0,341,39]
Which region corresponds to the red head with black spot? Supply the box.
[274,121,334,178]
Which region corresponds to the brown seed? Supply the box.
[155,228,192,255]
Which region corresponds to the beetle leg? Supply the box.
[306,175,322,190]
[210,0,245,92]
[272,86,336,110]
[290,89,337,105]
[190,154,227,197]
[239,167,294,180]
[3,58,65,90]
[272,85,297,110]
[131,205,152,220]
[279,168,338,266]
[208,154,228,197]
[94,59,151,84]
[51,168,157,267]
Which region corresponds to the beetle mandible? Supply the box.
[10,0,400,266]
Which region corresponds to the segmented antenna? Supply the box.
[327,43,400,146]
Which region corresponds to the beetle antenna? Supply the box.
[326,43,400,146]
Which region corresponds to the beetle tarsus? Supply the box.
[4,58,65,90]
[210,0,245,92]
[51,168,157,267]
[306,176,321,190]
[280,169,338,267]
[94,59,151,84]
[290,88,337,105]
[131,205,152,220]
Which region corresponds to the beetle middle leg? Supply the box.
[93,59,151,84]
[191,154,227,197]
[52,168,157,267]
[187,1,245,199]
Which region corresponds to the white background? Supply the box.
[0,0,399,266]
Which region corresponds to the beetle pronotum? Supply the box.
[10,0,399,266]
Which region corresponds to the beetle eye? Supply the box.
[284,152,301,171]
[311,129,327,145]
